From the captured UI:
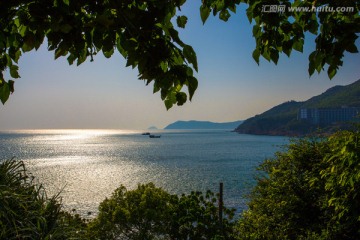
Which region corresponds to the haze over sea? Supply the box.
[0,129,288,217]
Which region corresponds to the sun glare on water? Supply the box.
[14,128,146,216]
[14,129,139,140]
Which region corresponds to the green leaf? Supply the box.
[315,52,325,73]
[308,18,319,35]
[327,66,337,79]
[270,49,279,64]
[10,65,20,78]
[183,45,198,72]
[160,62,168,72]
[67,54,76,65]
[228,5,237,13]
[176,16,188,28]
[160,88,168,101]
[252,25,261,37]
[22,33,35,52]
[93,28,104,50]
[185,66,193,76]
[0,82,10,104]
[262,49,271,62]
[246,5,254,23]
[153,83,160,94]
[215,0,225,13]
[9,47,21,63]
[293,39,304,52]
[186,76,198,101]
[252,48,260,65]
[308,62,315,76]
[168,28,185,47]
[14,49,21,63]
[102,34,114,53]
[200,5,211,24]
[8,80,14,93]
[5,54,12,67]
[165,99,173,110]
[77,50,87,66]
[308,51,316,76]
[345,44,358,53]
[103,48,114,58]
[176,92,187,106]
[282,40,293,57]
[55,48,67,59]
[116,34,128,58]
[219,10,231,22]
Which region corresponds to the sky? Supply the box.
[1,2,359,130]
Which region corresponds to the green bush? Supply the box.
[174,190,235,240]
[235,129,360,239]
[0,159,87,240]
[319,130,360,238]
[88,183,177,240]
[88,183,235,240]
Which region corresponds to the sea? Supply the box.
[0,129,289,217]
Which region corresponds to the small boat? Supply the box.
[142,132,150,135]
[149,134,161,138]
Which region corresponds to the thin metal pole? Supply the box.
[219,182,223,230]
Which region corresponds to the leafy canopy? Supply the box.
[0,0,358,107]
[200,0,359,78]
[0,0,198,109]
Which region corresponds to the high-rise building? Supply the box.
[298,107,360,125]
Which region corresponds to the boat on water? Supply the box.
[141,132,150,135]
[149,134,161,138]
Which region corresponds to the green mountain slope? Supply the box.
[235,79,360,136]
[302,81,360,108]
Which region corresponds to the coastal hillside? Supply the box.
[165,120,243,130]
[235,79,360,136]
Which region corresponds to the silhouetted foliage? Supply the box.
[1,0,358,106]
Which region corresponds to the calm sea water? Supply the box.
[0,129,288,217]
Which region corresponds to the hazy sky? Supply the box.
[1,2,359,130]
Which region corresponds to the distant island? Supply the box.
[164,120,243,130]
[235,79,360,136]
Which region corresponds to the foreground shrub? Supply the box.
[235,129,360,239]
[0,159,87,239]
[88,183,177,239]
[88,183,235,240]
